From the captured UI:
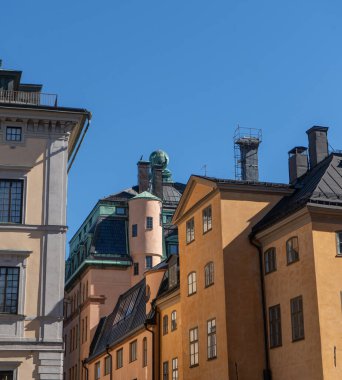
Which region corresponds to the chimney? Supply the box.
[288,146,308,184]
[306,126,329,168]
[152,165,163,200]
[137,161,150,193]
[236,137,261,181]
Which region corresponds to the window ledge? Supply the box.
[287,259,300,266]
[186,239,195,246]
[292,337,305,343]
[207,356,217,361]
[264,269,277,275]
[203,228,212,235]
[205,283,214,289]
[190,364,199,368]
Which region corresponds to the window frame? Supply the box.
[104,355,111,375]
[146,216,153,230]
[163,315,168,335]
[290,295,305,342]
[204,262,214,288]
[186,218,195,244]
[6,126,22,142]
[129,340,137,362]
[142,337,148,367]
[172,358,178,380]
[133,262,139,276]
[163,361,169,380]
[189,327,199,367]
[264,247,277,274]
[171,310,177,331]
[286,236,299,265]
[187,272,197,296]
[94,361,100,380]
[0,179,24,224]
[202,205,212,234]
[336,231,342,256]
[132,224,138,237]
[269,304,282,348]
[207,318,217,360]
[116,348,123,369]
[0,266,20,314]
[145,256,153,269]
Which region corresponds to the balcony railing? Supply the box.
[0,90,58,107]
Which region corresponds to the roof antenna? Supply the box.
[201,164,207,176]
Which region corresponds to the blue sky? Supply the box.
[2,0,342,244]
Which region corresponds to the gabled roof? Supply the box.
[88,279,147,360]
[253,153,342,234]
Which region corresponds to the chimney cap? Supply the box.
[288,146,307,155]
[306,126,329,135]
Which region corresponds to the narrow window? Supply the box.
[146,216,153,229]
[145,256,153,269]
[0,179,24,223]
[189,327,199,366]
[130,340,137,362]
[85,316,88,342]
[143,337,148,367]
[188,272,197,295]
[269,304,282,348]
[6,127,22,141]
[134,262,139,276]
[104,355,111,375]
[203,205,212,233]
[163,315,168,335]
[172,358,178,380]
[207,318,217,359]
[291,296,305,341]
[286,237,299,264]
[0,267,19,313]
[205,262,214,287]
[171,310,177,331]
[64,334,67,357]
[336,232,342,256]
[116,348,123,369]
[186,218,195,243]
[163,361,169,380]
[94,361,100,380]
[264,248,277,274]
[81,319,84,343]
[132,224,138,237]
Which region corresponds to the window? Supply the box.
[133,262,139,276]
[163,315,168,335]
[104,356,111,375]
[6,127,22,141]
[291,296,304,341]
[94,362,100,380]
[186,218,195,243]
[207,318,217,359]
[264,248,277,274]
[116,348,123,369]
[145,256,152,269]
[171,310,177,331]
[172,358,178,380]
[269,304,282,348]
[163,361,169,380]
[146,216,153,229]
[188,272,197,295]
[85,316,88,342]
[116,207,126,215]
[130,340,137,362]
[0,179,23,223]
[189,327,199,366]
[168,244,179,255]
[203,205,212,233]
[169,264,178,288]
[336,232,342,255]
[132,224,138,237]
[205,262,214,287]
[286,237,299,264]
[0,267,19,313]
[143,337,148,367]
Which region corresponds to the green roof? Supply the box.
[130,191,161,201]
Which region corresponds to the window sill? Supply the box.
[186,239,195,246]
[188,292,197,297]
[205,283,214,289]
[270,344,282,349]
[287,259,299,266]
[190,364,199,368]
[292,337,305,343]
[203,227,212,235]
[335,255,342,258]
[207,356,217,361]
[264,269,277,275]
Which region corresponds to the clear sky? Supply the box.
[2,0,342,245]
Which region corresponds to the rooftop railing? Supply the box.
[0,90,58,107]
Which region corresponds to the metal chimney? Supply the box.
[306,126,329,168]
[288,146,308,184]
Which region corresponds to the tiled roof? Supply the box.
[252,153,342,234]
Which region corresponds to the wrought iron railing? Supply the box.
[0,90,58,107]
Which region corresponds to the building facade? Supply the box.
[0,67,90,380]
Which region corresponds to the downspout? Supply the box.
[78,281,82,380]
[106,345,113,380]
[144,322,155,380]
[82,360,88,380]
[250,235,272,380]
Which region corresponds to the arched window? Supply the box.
[188,272,197,296]
[143,337,148,367]
[264,248,276,274]
[171,310,177,331]
[286,237,299,264]
[163,315,168,335]
[204,262,214,287]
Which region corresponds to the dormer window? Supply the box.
[6,127,22,142]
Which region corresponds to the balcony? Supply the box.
[0,90,58,107]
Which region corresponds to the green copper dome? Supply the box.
[149,149,169,169]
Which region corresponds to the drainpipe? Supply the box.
[82,360,88,380]
[250,236,272,380]
[78,281,82,380]
[106,345,113,380]
[144,322,155,380]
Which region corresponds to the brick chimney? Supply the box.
[152,165,163,200]
[137,161,150,193]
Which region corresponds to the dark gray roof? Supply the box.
[253,153,342,234]
[89,279,147,360]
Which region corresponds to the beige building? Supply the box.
[0,67,90,380]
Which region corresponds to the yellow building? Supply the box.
[0,67,90,380]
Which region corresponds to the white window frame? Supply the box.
[188,272,197,295]
[189,327,199,366]
[186,218,195,243]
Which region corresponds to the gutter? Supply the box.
[249,235,272,380]
[106,345,113,380]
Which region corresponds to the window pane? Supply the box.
[0,267,19,313]
[291,296,304,341]
[0,180,23,224]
